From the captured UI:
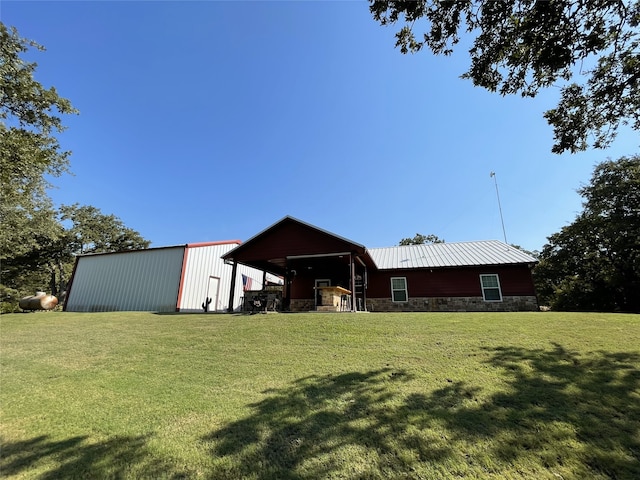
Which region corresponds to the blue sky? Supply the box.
[3,1,637,252]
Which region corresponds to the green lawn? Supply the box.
[1,311,639,479]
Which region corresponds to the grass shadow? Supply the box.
[202,368,457,478]
[405,343,640,477]
[202,345,640,478]
[0,433,185,479]
[487,343,640,476]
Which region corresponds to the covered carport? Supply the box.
[221,216,375,312]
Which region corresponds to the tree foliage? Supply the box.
[399,233,445,245]
[511,245,540,259]
[369,0,640,154]
[534,156,640,312]
[60,204,151,255]
[0,22,78,261]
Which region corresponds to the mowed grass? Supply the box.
[1,311,639,479]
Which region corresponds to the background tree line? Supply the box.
[1,23,149,312]
[534,156,640,312]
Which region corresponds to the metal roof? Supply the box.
[368,240,538,270]
[75,240,242,258]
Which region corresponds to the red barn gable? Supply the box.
[223,217,538,312]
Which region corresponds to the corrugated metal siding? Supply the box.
[368,241,538,269]
[179,243,233,312]
[178,243,266,312]
[367,265,536,298]
[65,247,185,312]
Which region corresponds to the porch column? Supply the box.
[350,252,356,312]
[227,261,238,312]
[362,266,368,312]
[284,262,292,311]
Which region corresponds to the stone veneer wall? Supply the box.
[289,296,538,312]
[290,298,315,312]
[366,296,538,312]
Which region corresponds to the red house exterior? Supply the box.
[222,216,538,312]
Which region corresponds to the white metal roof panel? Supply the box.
[368,240,538,270]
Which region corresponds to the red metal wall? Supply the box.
[236,221,358,262]
[366,265,536,298]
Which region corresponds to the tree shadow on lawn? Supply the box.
[0,433,186,479]
[202,345,640,479]
[202,368,452,479]
[409,343,640,478]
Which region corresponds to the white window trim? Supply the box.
[390,277,408,303]
[480,274,503,302]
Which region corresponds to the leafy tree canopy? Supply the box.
[369,0,640,154]
[0,22,78,193]
[399,233,445,245]
[535,155,640,312]
[511,245,540,259]
[0,22,78,260]
[60,204,151,255]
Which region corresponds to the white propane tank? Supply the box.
[19,292,59,311]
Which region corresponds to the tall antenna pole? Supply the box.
[490,171,508,245]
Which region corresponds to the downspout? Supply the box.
[227,261,238,312]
